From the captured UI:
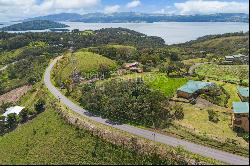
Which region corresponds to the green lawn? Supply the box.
[101,73,188,97]
[195,64,249,84]
[210,80,241,108]
[145,74,188,97]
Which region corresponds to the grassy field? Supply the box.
[209,80,241,108]
[0,109,171,165]
[182,58,208,66]
[55,51,117,82]
[0,85,168,165]
[145,74,188,97]
[195,64,249,84]
[100,73,188,97]
[162,102,249,157]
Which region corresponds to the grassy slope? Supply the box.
[0,109,170,165]
[195,64,249,84]
[0,85,168,165]
[58,51,117,81]
[190,35,249,56]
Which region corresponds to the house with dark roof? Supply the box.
[177,80,215,99]
[232,102,249,132]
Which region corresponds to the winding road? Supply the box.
[44,57,249,165]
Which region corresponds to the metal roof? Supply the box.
[233,102,249,114]
[237,86,249,98]
[3,106,25,117]
[177,80,215,94]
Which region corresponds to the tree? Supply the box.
[207,109,219,123]
[34,99,46,113]
[19,109,29,123]
[0,116,5,134]
[6,113,18,129]
[81,78,171,128]
[99,64,111,79]
[173,105,185,120]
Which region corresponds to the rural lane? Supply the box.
[44,57,249,165]
[188,62,210,75]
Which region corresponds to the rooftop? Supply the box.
[3,106,25,117]
[233,102,249,114]
[233,54,246,58]
[177,80,215,94]
[237,86,249,98]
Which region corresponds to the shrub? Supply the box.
[19,109,29,123]
[243,133,249,142]
[207,109,219,123]
[173,105,184,120]
[34,99,46,114]
[6,113,18,129]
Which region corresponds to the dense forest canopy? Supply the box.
[0,20,69,31]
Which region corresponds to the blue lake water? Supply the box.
[1,22,249,45]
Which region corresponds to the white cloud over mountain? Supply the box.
[174,0,249,15]
[0,0,248,21]
[104,5,120,14]
[0,0,100,21]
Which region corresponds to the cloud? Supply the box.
[104,5,120,14]
[126,0,141,9]
[174,0,249,15]
[0,0,101,21]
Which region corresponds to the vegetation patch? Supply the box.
[195,64,249,85]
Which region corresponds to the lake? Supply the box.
[1,22,249,45]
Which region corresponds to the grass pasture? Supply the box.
[54,51,117,82]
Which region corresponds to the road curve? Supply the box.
[44,57,249,165]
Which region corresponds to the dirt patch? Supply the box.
[0,85,32,104]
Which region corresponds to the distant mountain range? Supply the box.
[24,12,249,23]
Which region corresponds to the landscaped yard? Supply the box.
[195,64,249,84]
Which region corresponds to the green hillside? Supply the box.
[0,20,69,31]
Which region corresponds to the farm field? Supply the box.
[195,64,249,84]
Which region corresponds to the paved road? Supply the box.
[44,57,249,165]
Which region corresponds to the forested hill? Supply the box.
[0,20,69,31]
[25,12,249,23]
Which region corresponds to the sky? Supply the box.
[0,0,249,21]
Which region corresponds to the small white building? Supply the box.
[3,106,25,117]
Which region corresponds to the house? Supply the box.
[177,80,215,99]
[237,86,249,102]
[123,62,140,69]
[3,106,25,117]
[224,54,249,64]
[232,102,249,132]
[123,62,143,73]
